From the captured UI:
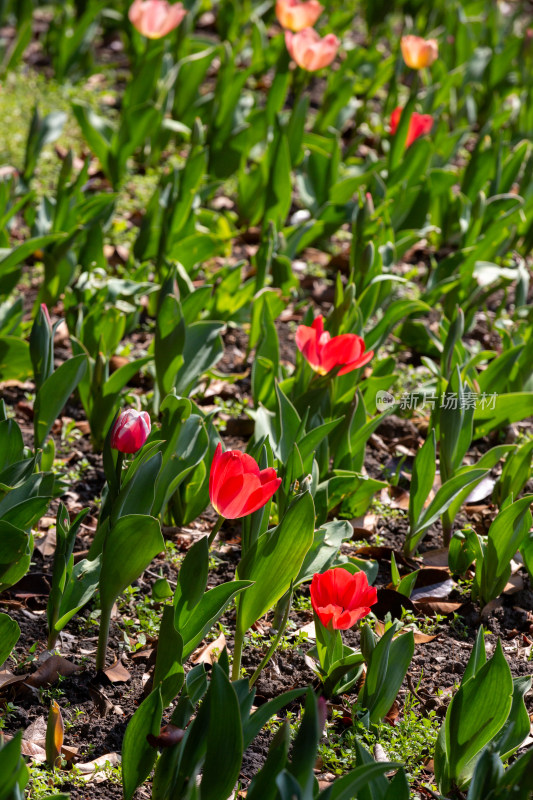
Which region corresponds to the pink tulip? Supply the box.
[285,28,339,71]
[400,35,438,69]
[111,409,151,454]
[128,0,186,39]
[275,0,323,32]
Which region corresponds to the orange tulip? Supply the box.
[285,28,340,71]
[128,0,186,39]
[400,35,438,69]
[275,0,323,32]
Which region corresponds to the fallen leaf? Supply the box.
[464,476,496,504]
[35,528,57,558]
[480,598,504,620]
[383,702,399,726]
[102,660,131,683]
[414,600,463,616]
[290,621,316,640]
[503,574,524,595]
[421,548,450,568]
[26,655,82,688]
[413,633,440,643]
[88,685,114,718]
[20,739,46,761]
[373,589,417,620]
[191,633,226,665]
[24,716,47,747]
[411,578,455,602]
[77,752,121,783]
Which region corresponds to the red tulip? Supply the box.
[111,409,151,454]
[285,28,339,71]
[276,0,323,32]
[128,0,186,39]
[390,107,433,148]
[295,315,373,377]
[209,443,281,519]
[401,35,438,69]
[311,568,377,630]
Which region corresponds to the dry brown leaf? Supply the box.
[414,600,463,616]
[191,632,226,665]
[20,739,46,761]
[77,752,121,783]
[88,685,114,717]
[503,574,524,595]
[413,632,440,643]
[481,598,504,620]
[421,548,450,568]
[26,655,82,688]
[102,660,131,683]
[373,589,417,620]
[24,716,47,747]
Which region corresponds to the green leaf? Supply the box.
[200,664,243,800]
[406,468,487,554]
[99,515,164,617]
[474,392,533,437]
[409,429,436,530]
[236,492,315,636]
[54,556,101,632]
[181,580,253,661]
[243,688,306,749]
[0,612,20,663]
[479,496,533,606]
[122,688,163,800]
[174,536,209,629]
[34,354,87,448]
[444,640,513,788]
[0,337,31,382]
[153,605,184,707]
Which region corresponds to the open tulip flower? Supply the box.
[401,35,439,69]
[311,568,377,630]
[390,106,433,148]
[295,315,374,377]
[276,0,323,32]
[128,0,186,39]
[285,28,340,71]
[111,409,151,454]
[209,443,281,520]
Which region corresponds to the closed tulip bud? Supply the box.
[400,35,439,69]
[111,409,151,454]
[209,443,281,519]
[275,0,323,32]
[285,28,340,71]
[128,0,186,39]
[311,568,377,630]
[295,315,373,376]
[390,107,434,148]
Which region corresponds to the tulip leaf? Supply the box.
[477,495,533,606]
[33,353,87,448]
[443,640,513,788]
[0,612,20,664]
[99,514,164,617]
[199,664,243,800]
[236,491,315,637]
[54,556,101,632]
[122,687,163,800]
[181,580,253,661]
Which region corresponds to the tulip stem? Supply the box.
[115,452,124,490]
[207,515,224,548]
[95,604,111,671]
[249,588,292,689]
[231,628,244,682]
